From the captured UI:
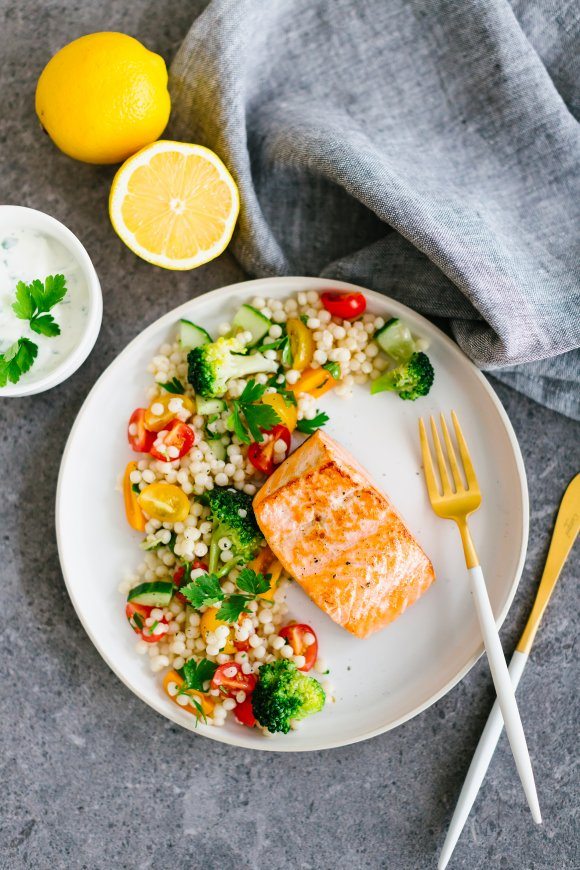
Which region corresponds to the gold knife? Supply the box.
[439,473,580,870]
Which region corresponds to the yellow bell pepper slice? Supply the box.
[289,366,337,399]
[200,607,237,654]
[123,461,146,531]
[163,670,216,718]
[249,546,283,601]
[261,392,297,432]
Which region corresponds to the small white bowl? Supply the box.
[0,205,102,397]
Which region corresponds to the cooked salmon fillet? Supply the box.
[253,430,435,638]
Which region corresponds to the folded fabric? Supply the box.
[170,0,580,419]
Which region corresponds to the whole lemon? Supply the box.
[35,32,171,164]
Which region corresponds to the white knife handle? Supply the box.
[438,650,528,870]
[467,566,541,824]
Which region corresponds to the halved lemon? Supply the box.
[109,140,239,270]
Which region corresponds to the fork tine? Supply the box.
[440,413,465,492]
[451,411,479,491]
[418,418,440,499]
[429,416,452,495]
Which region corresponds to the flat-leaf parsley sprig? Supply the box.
[0,338,38,387]
[181,567,272,623]
[227,379,281,444]
[12,273,68,337]
[296,410,329,435]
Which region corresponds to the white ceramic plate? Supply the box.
[56,277,528,752]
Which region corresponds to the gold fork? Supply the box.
[419,411,541,823]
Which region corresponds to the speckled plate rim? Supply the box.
[56,276,528,752]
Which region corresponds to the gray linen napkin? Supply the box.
[169,0,580,419]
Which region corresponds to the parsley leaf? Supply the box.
[323,361,341,380]
[159,377,185,394]
[217,595,253,623]
[229,379,281,443]
[30,313,60,337]
[39,274,68,311]
[238,379,267,405]
[181,658,218,692]
[296,410,330,435]
[11,281,35,320]
[244,402,280,442]
[11,274,68,336]
[0,338,38,386]
[236,568,271,596]
[181,573,224,608]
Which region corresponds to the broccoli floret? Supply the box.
[206,487,263,576]
[251,660,326,734]
[188,336,278,398]
[370,351,434,400]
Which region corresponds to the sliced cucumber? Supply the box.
[207,438,227,461]
[195,396,227,416]
[179,319,212,350]
[127,581,174,607]
[374,318,417,363]
[232,304,271,344]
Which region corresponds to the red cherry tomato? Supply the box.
[128,408,155,453]
[125,601,151,634]
[248,424,291,476]
[321,291,366,320]
[234,696,257,728]
[150,419,195,462]
[234,639,251,652]
[211,663,257,696]
[279,623,318,671]
[140,616,169,643]
[174,561,208,603]
[125,601,168,643]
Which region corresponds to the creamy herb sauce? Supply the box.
[0,227,89,382]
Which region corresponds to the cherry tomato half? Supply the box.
[211,663,257,696]
[279,623,318,671]
[123,462,146,532]
[321,291,366,320]
[248,424,291,476]
[125,602,168,643]
[144,394,194,432]
[140,616,169,643]
[128,408,156,453]
[234,696,257,728]
[150,419,195,462]
[286,317,314,371]
[137,482,190,523]
[125,601,151,634]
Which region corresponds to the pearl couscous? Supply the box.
[120,290,431,735]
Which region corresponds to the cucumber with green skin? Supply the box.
[127,581,174,607]
[179,319,212,350]
[207,438,227,461]
[374,318,417,363]
[195,396,227,415]
[232,304,272,344]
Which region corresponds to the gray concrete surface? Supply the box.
[1,2,578,868]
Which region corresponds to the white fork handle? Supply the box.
[468,566,541,824]
[438,650,528,870]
